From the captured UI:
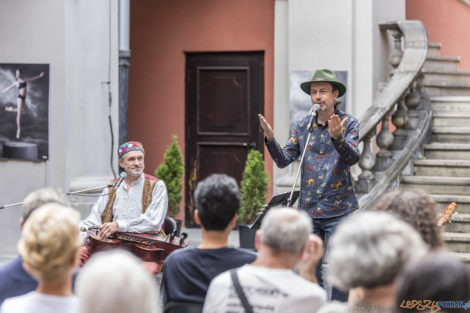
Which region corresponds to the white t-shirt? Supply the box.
[0,291,78,313]
[203,264,327,313]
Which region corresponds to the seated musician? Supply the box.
[79,141,168,269]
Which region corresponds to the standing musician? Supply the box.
[79,141,168,267]
[258,69,360,301]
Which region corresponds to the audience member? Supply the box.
[0,204,81,313]
[162,174,256,311]
[0,188,68,305]
[318,211,428,313]
[373,189,443,249]
[76,250,160,313]
[396,252,470,313]
[203,207,326,313]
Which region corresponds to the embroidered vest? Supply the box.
[100,173,159,223]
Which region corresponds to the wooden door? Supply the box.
[185,52,264,226]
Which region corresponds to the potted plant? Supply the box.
[238,149,270,249]
[155,135,184,236]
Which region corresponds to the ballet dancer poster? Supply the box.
[0,64,49,161]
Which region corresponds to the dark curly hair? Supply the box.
[372,189,443,249]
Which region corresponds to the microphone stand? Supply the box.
[0,184,114,210]
[65,184,114,196]
[286,104,320,207]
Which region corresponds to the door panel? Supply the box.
[185,52,264,226]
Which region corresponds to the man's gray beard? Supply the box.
[127,168,144,178]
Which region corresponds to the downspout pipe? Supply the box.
[118,0,130,146]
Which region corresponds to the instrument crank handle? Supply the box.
[179,232,188,246]
[80,225,101,232]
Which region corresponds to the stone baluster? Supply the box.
[374,109,395,171]
[405,79,422,130]
[356,131,376,194]
[391,98,409,150]
[388,30,403,75]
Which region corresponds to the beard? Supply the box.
[126,166,144,178]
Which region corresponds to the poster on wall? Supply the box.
[0,64,49,161]
[289,70,347,130]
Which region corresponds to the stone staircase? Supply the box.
[400,42,470,265]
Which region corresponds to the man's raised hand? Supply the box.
[328,115,348,140]
[258,114,274,142]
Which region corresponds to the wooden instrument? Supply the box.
[437,202,457,227]
[86,230,188,262]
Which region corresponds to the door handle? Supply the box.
[242,141,257,148]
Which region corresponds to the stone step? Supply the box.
[426,42,441,57]
[444,213,470,233]
[413,159,470,177]
[423,56,461,71]
[400,176,470,195]
[423,69,470,85]
[432,194,470,214]
[431,127,470,143]
[423,143,470,160]
[424,84,470,97]
[442,232,470,253]
[432,112,470,127]
[431,96,470,114]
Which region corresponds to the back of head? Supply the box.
[373,189,442,249]
[194,174,240,231]
[19,203,81,281]
[22,187,68,223]
[260,207,312,255]
[396,252,470,313]
[77,250,160,313]
[327,211,427,290]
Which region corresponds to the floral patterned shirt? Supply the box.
[266,109,360,219]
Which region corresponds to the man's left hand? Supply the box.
[328,115,348,140]
[100,222,119,239]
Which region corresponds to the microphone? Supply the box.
[307,103,321,132]
[114,172,127,189]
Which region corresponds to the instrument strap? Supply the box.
[230,269,254,313]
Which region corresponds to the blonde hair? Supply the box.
[18,203,81,281]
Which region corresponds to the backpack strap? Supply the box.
[230,269,254,313]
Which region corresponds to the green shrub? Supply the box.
[155,135,184,217]
[238,150,270,225]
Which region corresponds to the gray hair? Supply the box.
[22,188,68,222]
[327,211,428,290]
[76,250,160,313]
[260,207,312,254]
